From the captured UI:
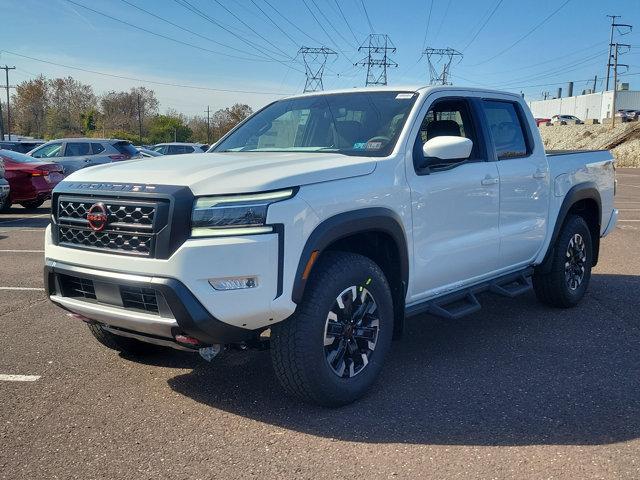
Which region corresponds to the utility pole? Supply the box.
[205,105,211,144]
[422,47,463,85]
[355,34,397,86]
[298,47,337,92]
[605,15,632,91]
[593,75,598,93]
[136,92,143,145]
[611,43,630,128]
[1,66,16,141]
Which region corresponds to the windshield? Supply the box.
[213,91,418,157]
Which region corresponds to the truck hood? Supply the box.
[65,152,377,195]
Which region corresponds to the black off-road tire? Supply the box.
[0,196,11,213]
[19,199,45,210]
[88,323,162,355]
[533,215,593,308]
[271,251,394,407]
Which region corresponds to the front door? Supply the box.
[406,96,501,302]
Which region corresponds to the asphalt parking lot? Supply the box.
[1,169,639,480]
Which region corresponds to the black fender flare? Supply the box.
[539,181,602,273]
[291,207,409,305]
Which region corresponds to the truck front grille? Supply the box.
[55,197,164,257]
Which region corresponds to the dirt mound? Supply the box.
[540,123,640,167]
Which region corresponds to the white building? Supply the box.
[528,89,640,121]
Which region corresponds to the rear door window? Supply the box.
[31,142,63,158]
[481,100,529,159]
[113,141,138,157]
[91,143,105,154]
[65,142,91,157]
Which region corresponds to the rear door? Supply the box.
[62,142,95,171]
[480,99,550,269]
[405,94,501,301]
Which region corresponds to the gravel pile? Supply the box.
[539,122,640,167]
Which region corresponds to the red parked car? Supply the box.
[0,149,64,212]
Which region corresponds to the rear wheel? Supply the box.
[533,215,593,308]
[88,323,162,355]
[271,251,394,407]
[20,199,45,210]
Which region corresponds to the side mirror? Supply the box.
[422,136,473,162]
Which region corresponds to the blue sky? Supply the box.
[1,0,638,115]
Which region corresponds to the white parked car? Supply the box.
[44,86,617,406]
[551,114,582,124]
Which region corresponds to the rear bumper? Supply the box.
[45,260,257,345]
[602,208,618,237]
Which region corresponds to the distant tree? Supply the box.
[211,103,253,141]
[99,87,158,139]
[46,77,96,137]
[147,114,192,143]
[81,109,97,134]
[187,115,209,143]
[12,76,49,138]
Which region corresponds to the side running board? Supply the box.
[405,268,533,321]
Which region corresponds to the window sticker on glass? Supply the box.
[365,141,383,150]
[353,142,367,150]
[395,93,414,99]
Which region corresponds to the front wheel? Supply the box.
[271,251,394,407]
[533,215,593,308]
[20,199,45,210]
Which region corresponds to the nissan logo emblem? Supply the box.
[86,203,108,232]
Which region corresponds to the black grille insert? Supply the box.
[59,274,97,299]
[55,197,163,257]
[120,286,159,314]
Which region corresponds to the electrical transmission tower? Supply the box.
[355,34,397,86]
[422,48,463,85]
[298,47,337,92]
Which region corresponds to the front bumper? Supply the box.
[45,260,256,345]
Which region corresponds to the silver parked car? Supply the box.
[28,138,142,175]
[151,142,208,155]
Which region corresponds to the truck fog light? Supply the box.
[209,276,258,291]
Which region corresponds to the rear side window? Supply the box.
[65,142,91,156]
[200,145,209,151]
[91,143,105,154]
[31,143,63,158]
[482,100,529,159]
[113,141,138,156]
[168,145,189,154]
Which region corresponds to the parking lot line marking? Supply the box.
[0,287,45,291]
[617,209,640,211]
[0,215,49,225]
[0,228,46,234]
[618,219,640,222]
[0,249,45,253]
[0,374,40,382]
[621,185,640,189]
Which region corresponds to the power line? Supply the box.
[420,0,434,51]
[262,0,323,45]
[208,0,294,59]
[460,0,504,52]
[173,0,303,71]
[470,0,573,66]
[1,50,295,96]
[301,0,343,52]
[333,0,359,45]
[61,0,270,63]
[433,0,453,43]
[247,0,299,48]
[360,0,374,33]
[118,0,270,61]
[309,0,357,49]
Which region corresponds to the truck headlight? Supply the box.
[191,189,294,237]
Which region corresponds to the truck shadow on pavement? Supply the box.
[167,273,640,446]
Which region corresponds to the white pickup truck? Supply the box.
[44,86,618,406]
